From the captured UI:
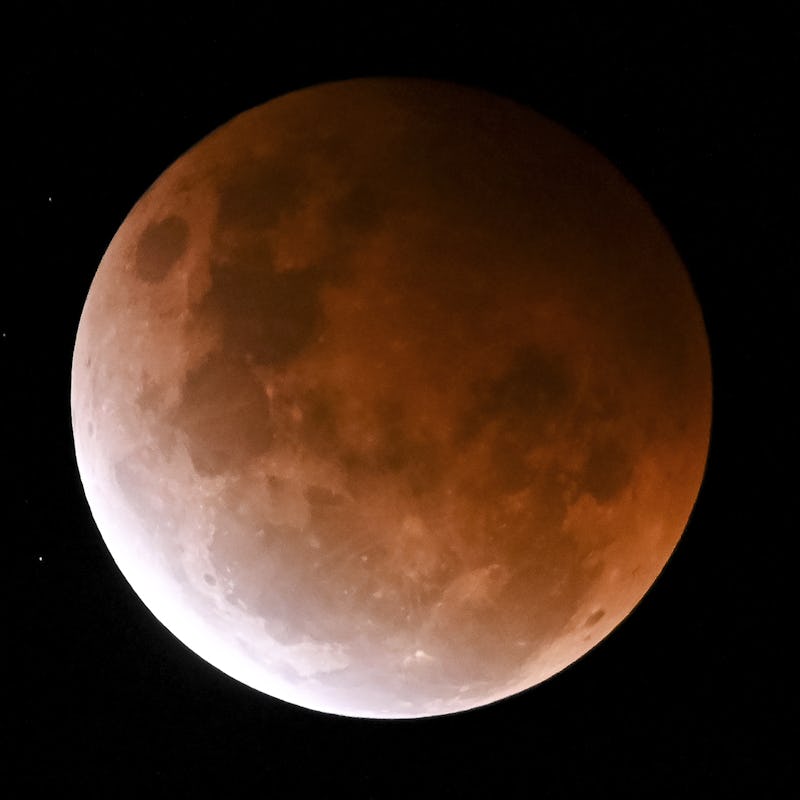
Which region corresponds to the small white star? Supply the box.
[47,196,53,203]
[38,556,43,562]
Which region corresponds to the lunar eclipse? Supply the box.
[71,79,711,718]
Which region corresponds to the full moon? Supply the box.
[72,79,711,718]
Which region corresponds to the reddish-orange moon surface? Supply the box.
[71,79,711,718]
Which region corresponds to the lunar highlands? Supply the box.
[72,79,711,718]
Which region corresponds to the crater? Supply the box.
[584,608,605,627]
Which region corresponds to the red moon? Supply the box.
[71,79,711,718]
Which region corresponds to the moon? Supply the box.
[71,79,711,718]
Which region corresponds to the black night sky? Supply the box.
[7,3,794,794]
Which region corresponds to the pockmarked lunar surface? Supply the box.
[71,79,711,718]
